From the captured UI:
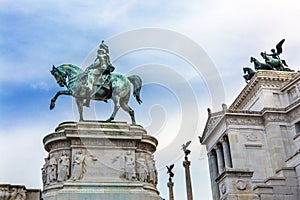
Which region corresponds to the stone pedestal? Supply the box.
[216,168,257,200]
[42,121,162,200]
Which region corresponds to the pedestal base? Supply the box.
[41,121,162,200]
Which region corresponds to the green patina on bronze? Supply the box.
[243,39,294,83]
[50,41,143,124]
[50,63,142,124]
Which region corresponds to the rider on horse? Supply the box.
[260,39,289,71]
[86,40,115,98]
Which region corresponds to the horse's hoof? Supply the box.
[106,118,113,122]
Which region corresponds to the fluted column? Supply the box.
[216,143,225,174]
[183,156,193,200]
[208,151,220,200]
[167,178,174,200]
[222,136,232,168]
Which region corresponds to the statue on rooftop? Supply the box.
[260,39,289,71]
[243,39,294,83]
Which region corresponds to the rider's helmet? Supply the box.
[99,40,109,54]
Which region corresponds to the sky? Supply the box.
[1,1,300,199]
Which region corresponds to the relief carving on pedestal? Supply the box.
[48,153,58,183]
[124,150,136,181]
[41,157,49,187]
[71,150,86,181]
[136,154,148,182]
[57,151,70,182]
[146,154,158,186]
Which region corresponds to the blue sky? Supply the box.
[1,1,300,199]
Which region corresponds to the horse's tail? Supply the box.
[127,75,143,104]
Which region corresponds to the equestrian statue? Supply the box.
[50,41,143,124]
[243,39,293,83]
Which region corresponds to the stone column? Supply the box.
[208,151,220,200]
[216,143,225,174]
[183,156,193,200]
[222,137,232,168]
[167,178,174,200]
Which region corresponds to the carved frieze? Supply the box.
[0,185,26,200]
[226,117,263,126]
[264,113,288,123]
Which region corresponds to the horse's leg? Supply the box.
[106,95,120,122]
[50,90,72,110]
[120,94,136,124]
[75,98,84,121]
[121,102,135,125]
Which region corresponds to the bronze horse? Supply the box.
[50,64,142,124]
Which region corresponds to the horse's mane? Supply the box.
[57,64,83,73]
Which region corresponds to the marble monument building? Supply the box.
[200,70,300,199]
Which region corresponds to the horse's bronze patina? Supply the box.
[243,39,294,83]
[50,64,142,124]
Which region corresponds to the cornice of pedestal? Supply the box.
[43,121,157,152]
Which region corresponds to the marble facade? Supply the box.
[201,70,300,200]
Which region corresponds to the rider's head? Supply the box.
[99,41,109,53]
[271,49,276,53]
[97,48,106,54]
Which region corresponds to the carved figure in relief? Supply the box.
[9,188,26,200]
[57,151,70,182]
[41,157,49,186]
[136,155,148,182]
[49,153,58,182]
[71,151,86,181]
[0,187,9,200]
[124,150,136,181]
[147,155,158,185]
[0,187,26,200]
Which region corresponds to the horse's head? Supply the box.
[260,52,266,59]
[51,65,67,87]
[250,57,255,63]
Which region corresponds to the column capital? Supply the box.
[167,181,174,187]
[215,143,222,150]
[183,160,191,167]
